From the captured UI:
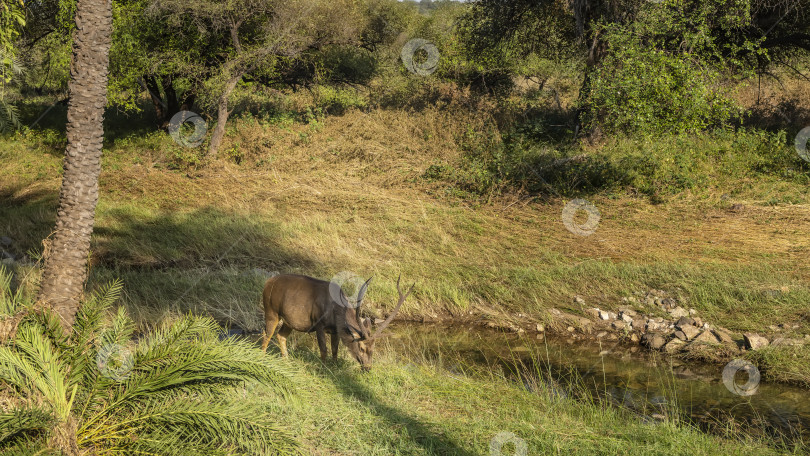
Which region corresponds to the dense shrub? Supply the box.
[583,24,741,136]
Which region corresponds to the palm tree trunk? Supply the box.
[37,0,113,331]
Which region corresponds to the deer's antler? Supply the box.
[371,274,414,340]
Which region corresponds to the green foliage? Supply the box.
[583,23,741,135]
[312,85,368,115]
[0,0,25,133]
[0,266,299,455]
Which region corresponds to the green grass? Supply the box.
[1,97,810,452]
[1,103,809,387]
[256,341,792,455]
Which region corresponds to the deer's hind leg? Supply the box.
[261,311,280,353]
[277,323,293,357]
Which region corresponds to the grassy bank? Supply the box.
[252,337,794,455]
[2,95,810,387]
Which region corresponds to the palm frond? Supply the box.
[0,281,300,454]
[5,325,72,419]
[0,265,24,316]
[0,407,54,444]
[104,396,300,455]
[0,100,21,133]
[68,279,124,388]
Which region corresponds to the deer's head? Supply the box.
[342,275,413,371]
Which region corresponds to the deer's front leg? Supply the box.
[316,328,328,361]
[330,332,339,360]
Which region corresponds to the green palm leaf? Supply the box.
[0,276,300,454]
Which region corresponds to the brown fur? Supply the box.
[261,274,375,369]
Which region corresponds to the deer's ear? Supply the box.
[363,317,372,331]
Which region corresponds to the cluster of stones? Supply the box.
[577,290,809,355]
[503,289,810,358]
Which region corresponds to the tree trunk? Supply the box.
[163,74,180,115]
[207,74,241,156]
[37,0,113,331]
[142,75,168,128]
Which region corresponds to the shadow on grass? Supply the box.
[0,185,58,257]
[19,98,164,149]
[0,192,320,328]
[292,347,476,456]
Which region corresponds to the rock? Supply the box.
[771,337,805,347]
[663,338,687,353]
[0,236,12,246]
[585,308,601,319]
[621,313,634,324]
[536,333,544,340]
[669,306,689,319]
[673,330,688,341]
[611,321,626,330]
[693,317,703,327]
[567,326,575,333]
[631,318,646,331]
[619,308,637,318]
[536,323,545,332]
[599,310,611,320]
[574,296,586,305]
[743,333,769,350]
[629,333,640,343]
[642,333,667,350]
[550,308,562,316]
[678,324,701,340]
[712,328,735,345]
[692,330,721,345]
[646,321,662,332]
[676,316,696,328]
[688,308,698,316]
[596,331,608,339]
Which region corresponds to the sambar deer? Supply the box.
[261,273,413,370]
